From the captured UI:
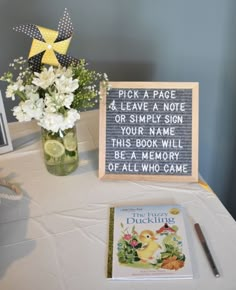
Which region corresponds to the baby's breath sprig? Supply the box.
[71,59,108,111]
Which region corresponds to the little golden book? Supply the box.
[107,205,193,280]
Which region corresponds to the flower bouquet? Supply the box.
[1,57,108,175]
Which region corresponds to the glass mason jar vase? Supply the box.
[41,126,79,176]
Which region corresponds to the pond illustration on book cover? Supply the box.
[107,205,193,280]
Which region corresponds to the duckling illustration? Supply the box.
[137,230,161,263]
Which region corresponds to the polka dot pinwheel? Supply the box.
[14,8,78,72]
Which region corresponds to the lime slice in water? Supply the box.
[63,132,77,151]
[44,140,65,158]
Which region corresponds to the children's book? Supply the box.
[107,205,193,280]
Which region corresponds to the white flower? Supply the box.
[55,75,79,94]
[62,93,74,109]
[5,79,24,100]
[32,66,56,90]
[63,109,80,129]
[23,97,44,120]
[55,66,73,78]
[44,92,61,113]
[24,85,39,99]
[103,73,108,81]
[6,84,16,100]
[17,79,24,91]
[12,95,44,122]
[39,112,64,132]
[39,109,80,133]
[13,103,32,122]
[58,109,80,131]
[44,91,74,112]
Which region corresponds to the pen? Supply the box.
[194,223,220,278]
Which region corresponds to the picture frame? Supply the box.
[99,82,199,182]
[0,91,13,154]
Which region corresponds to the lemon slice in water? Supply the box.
[63,132,77,151]
[44,140,65,158]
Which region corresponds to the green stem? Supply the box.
[16,91,27,101]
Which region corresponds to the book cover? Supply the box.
[107,205,193,280]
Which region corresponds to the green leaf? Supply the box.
[65,150,76,157]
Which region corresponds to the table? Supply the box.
[0,109,236,290]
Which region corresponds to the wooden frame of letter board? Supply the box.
[99,82,199,182]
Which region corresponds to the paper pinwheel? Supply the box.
[14,8,78,71]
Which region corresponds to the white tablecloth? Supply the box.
[0,110,236,290]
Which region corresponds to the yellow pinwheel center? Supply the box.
[28,25,71,67]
